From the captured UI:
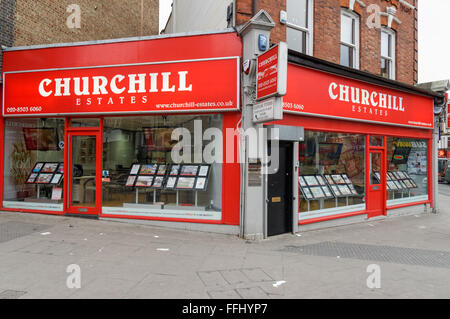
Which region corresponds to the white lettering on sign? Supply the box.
[328,82,405,112]
[38,71,193,97]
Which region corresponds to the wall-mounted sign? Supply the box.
[256,42,287,101]
[253,97,283,123]
[284,64,434,129]
[3,57,240,117]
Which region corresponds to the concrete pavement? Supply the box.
[0,190,450,299]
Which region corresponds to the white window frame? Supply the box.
[381,27,396,80]
[286,0,314,55]
[340,9,360,69]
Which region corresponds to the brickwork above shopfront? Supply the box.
[235,0,418,85]
[0,0,159,78]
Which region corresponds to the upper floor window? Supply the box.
[286,0,313,55]
[340,9,359,69]
[381,28,396,80]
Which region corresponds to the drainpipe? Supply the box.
[252,0,257,16]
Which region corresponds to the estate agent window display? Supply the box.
[3,118,65,211]
[298,131,366,216]
[101,115,222,217]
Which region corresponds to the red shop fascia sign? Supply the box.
[283,64,434,130]
[2,32,242,117]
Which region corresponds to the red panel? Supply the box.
[3,32,242,72]
[4,58,239,116]
[269,114,433,139]
[284,64,434,129]
[221,112,241,225]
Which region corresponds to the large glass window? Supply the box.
[298,131,366,217]
[286,0,313,55]
[381,28,396,79]
[102,115,223,220]
[340,10,359,68]
[386,137,428,205]
[3,118,65,211]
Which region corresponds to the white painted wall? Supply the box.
[163,0,231,34]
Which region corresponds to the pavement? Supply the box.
[0,186,450,299]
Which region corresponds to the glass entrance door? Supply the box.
[367,149,386,218]
[67,131,101,215]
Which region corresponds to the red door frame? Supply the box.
[366,135,387,218]
[66,121,102,216]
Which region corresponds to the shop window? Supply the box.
[298,131,366,218]
[3,118,65,211]
[340,9,359,69]
[286,0,313,55]
[386,137,428,206]
[381,28,396,80]
[102,115,223,220]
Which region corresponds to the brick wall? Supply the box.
[0,0,159,79]
[13,0,159,46]
[236,0,418,85]
[0,0,16,79]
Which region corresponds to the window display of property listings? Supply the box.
[298,131,365,216]
[101,115,222,220]
[386,137,428,205]
[3,118,65,211]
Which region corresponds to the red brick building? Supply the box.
[235,0,418,84]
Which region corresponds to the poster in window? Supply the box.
[170,165,180,176]
[321,186,333,198]
[316,175,326,186]
[135,176,154,187]
[393,180,403,189]
[180,165,199,176]
[130,164,141,175]
[403,179,413,188]
[165,177,177,189]
[299,176,307,187]
[152,176,165,188]
[176,177,196,189]
[26,173,38,184]
[157,165,167,176]
[41,163,59,173]
[36,173,53,184]
[342,174,352,185]
[348,184,358,195]
[310,186,325,199]
[325,175,335,185]
[400,181,408,189]
[387,181,397,190]
[198,165,210,177]
[338,184,352,196]
[304,175,319,186]
[51,187,63,201]
[332,175,346,185]
[302,187,314,200]
[50,174,63,184]
[57,162,64,174]
[23,128,59,151]
[409,179,418,188]
[126,176,137,187]
[330,185,341,196]
[195,177,207,190]
[139,164,158,175]
[32,163,44,173]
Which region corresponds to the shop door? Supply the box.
[67,131,102,216]
[367,149,386,218]
[267,142,293,236]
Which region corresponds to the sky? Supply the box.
[159,0,447,84]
